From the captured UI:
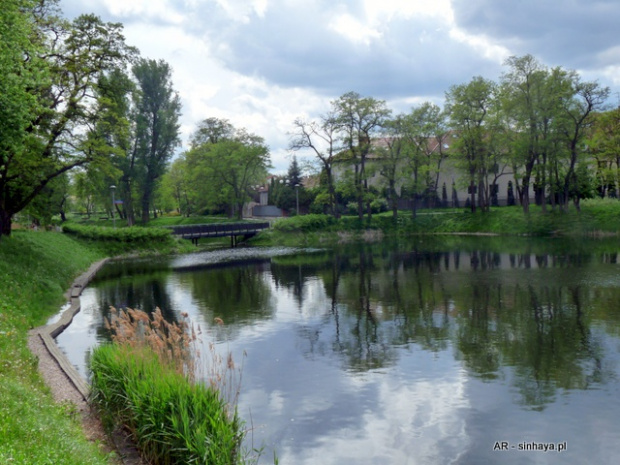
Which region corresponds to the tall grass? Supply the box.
[90,307,250,465]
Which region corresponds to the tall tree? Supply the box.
[289,112,341,217]
[399,102,450,217]
[556,75,609,210]
[0,1,134,237]
[589,108,620,197]
[190,117,235,147]
[132,58,181,223]
[501,55,570,213]
[446,76,500,212]
[333,91,391,220]
[185,121,270,219]
[87,68,137,224]
[159,155,194,216]
[378,115,409,219]
[287,155,302,187]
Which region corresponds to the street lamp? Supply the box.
[110,185,116,229]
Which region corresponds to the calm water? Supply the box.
[56,237,620,464]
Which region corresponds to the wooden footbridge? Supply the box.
[170,222,270,247]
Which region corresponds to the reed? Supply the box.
[91,307,249,465]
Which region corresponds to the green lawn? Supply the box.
[0,231,112,464]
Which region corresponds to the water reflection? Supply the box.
[56,238,620,464]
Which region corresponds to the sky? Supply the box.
[59,0,620,173]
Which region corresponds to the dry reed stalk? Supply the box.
[105,307,244,414]
[105,306,201,379]
[362,229,384,242]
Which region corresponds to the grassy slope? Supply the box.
[0,231,111,465]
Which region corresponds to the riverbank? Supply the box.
[0,232,114,464]
[252,200,620,247]
[0,231,192,464]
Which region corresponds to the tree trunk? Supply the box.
[521,175,531,214]
[390,180,398,219]
[540,155,548,213]
[123,179,135,226]
[469,179,476,213]
[141,194,151,224]
[0,208,12,238]
[477,179,485,212]
[324,166,338,218]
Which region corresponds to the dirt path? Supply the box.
[28,259,143,465]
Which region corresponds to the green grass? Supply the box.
[90,344,245,465]
[62,223,173,244]
[65,212,238,228]
[60,223,196,256]
[0,231,112,464]
[148,215,239,227]
[253,199,620,246]
[0,229,259,464]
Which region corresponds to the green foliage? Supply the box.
[148,215,233,227]
[90,344,244,465]
[0,5,136,236]
[132,58,182,223]
[183,119,270,219]
[0,231,109,463]
[261,202,620,247]
[62,223,173,243]
[272,214,336,232]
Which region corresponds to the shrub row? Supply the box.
[90,344,244,465]
[272,213,336,232]
[62,223,172,243]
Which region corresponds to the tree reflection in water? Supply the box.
[88,237,620,413]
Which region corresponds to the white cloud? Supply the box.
[274,367,471,465]
[448,28,511,64]
[364,0,453,22]
[58,0,620,172]
[328,13,382,46]
[102,0,184,23]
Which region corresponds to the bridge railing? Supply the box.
[170,222,270,239]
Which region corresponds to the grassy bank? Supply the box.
[0,229,197,464]
[253,199,620,246]
[0,231,111,464]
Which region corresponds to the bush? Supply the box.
[272,214,336,232]
[62,223,172,243]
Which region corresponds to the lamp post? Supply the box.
[110,185,116,229]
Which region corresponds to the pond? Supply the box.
[56,236,620,464]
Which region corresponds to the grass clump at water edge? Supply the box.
[89,307,255,465]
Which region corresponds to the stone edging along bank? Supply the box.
[32,258,110,401]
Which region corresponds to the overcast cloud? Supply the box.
[59,0,620,172]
